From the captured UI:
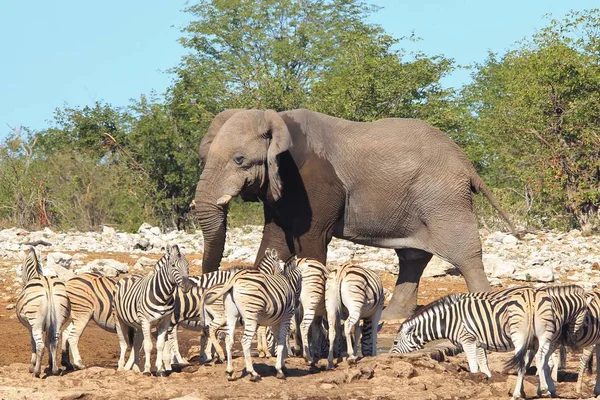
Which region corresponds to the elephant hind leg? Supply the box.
[381,249,432,321]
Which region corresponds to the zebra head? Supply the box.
[390,321,423,354]
[258,248,285,274]
[21,247,43,284]
[166,244,192,293]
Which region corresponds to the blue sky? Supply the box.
[0,0,597,138]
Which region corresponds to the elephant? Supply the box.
[194,108,517,320]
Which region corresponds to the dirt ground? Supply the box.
[0,252,598,399]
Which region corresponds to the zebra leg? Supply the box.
[461,337,481,374]
[300,311,315,365]
[242,318,260,381]
[127,329,142,373]
[593,344,600,396]
[31,327,44,378]
[326,312,338,370]
[154,319,170,377]
[209,324,226,363]
[60,322,73,370]
[225,310,238,380]
[274,319,291,379]
[141,321,154,375]
[576,345,594,393]
[28,329,37,374]
[344,311,361,365]
[535,340,557,398]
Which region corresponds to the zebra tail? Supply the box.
[204,271,244,306]
[45,280,58,351]
[504,296,535,373]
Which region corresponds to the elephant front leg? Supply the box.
[381,249,432,321]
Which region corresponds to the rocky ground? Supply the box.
[0,224,600,399]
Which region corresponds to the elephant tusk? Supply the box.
[216,195,233,206]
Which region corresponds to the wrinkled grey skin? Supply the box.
[194,109,517,320]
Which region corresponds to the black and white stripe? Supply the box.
[325,263,384,369]
[113,244,191,375]
[61,273,118,370]
[204,249,296,381]
[16,248,71,377]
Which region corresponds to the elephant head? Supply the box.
[194,109,292,271]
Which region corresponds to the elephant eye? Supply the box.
[233,154,245,166]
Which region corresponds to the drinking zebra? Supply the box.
[16,248,71,377]
[392,288,535,399]
[325,263,384,369]
[203,254,297,381]
[113,244,192,376]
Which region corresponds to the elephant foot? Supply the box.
[381,302,414,322]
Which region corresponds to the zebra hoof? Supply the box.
[226,371,235,381]
[276,371,286,380]
[214,358,223,365]
[258,351,266,358]
[326,363,335,370]
[347,357,357,366]
[142,371,152,377]
[155,370,167,377]
[249,373,261,382]
[33,371,41,378]
[29,366,34,374]
[73,363,85,371]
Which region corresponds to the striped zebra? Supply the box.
[60,273,118,370]
[283,256,330,365]
[113,244,192,375]
[325,263,384,369]
[391,288,536,399]
[533,284,590,397]
[203,254,297,381]
[16,248,71,377]
[572,290,600,395]
[164,249,283,366]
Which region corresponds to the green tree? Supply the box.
[463,10,600,231]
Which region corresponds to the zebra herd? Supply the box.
[391,284,600,399]
[15,245,384,382]
[16,243,600,398]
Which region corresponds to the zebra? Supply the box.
[282,256,331,365]
[572,290,600,395]
[203,253,297,381]
[391,288,536,399]
[164,248,283,367]
[113,244,192,376]
[533,284,590,397]
[16,248,71,377]
[325,263,384,369]
[60,273,118,370]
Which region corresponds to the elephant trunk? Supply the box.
[195,189,228,274]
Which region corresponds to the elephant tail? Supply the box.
[470,174,524,239]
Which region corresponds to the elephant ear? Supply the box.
[265,109,292,202]
[198,109,245,166]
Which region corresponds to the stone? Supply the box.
[101,226,116,236]
[138,222,153,233]
[394,361,415,379]
[134,256,156,271]
[76,259,129,277]
[134,238,152,251]
[422,256,456,278]
[502,235,519,245]
[319,383,334,390]
[5,303,15,310]
[482,255,517,279]
[358,260,389,272]
[514,267,554,282]
[47,252,73,269]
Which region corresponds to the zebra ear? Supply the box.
[269,248,278,260]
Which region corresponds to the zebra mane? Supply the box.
[153,253,168,272]
[403,293,464,327]
[22,247,43,283]
[220,264,256,272]
[542,284,585,297]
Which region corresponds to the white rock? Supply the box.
[6,303,15,310]
[514,267,554,283]
[483,254,517,279]
[47,252,73,269]
[76,259,129,277]
[134,256,156,271]
[422,257,456,278]
[502,235,519,245]
[149,226,162,236]
[226,247,256,263]
[102,226,116,236]
[358,260,389,272]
